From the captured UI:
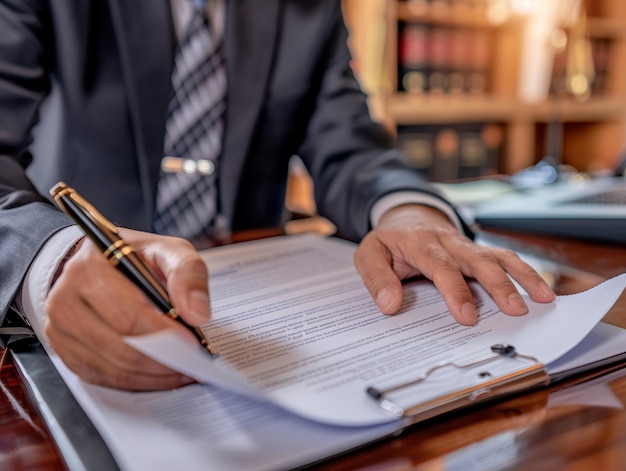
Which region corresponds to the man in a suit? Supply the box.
[0,0,554,390]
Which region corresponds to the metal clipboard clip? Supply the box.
[366,344,550,423]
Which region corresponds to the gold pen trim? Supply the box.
[50,182,119,235]
[102,239,126,261]
[204,341,220,357]
[103,241,134,267]
[50,182,72,199]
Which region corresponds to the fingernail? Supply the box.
[507,293,528,314]
[187,290,211,324]
[376,288,396,314]
[461,302,477,324]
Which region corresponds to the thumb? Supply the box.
[126,230,212,326]
[166,254,211,325]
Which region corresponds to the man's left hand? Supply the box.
[353,204,556,325]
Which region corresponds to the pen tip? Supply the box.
[202,340,220,359]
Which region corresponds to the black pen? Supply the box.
[49,182,219,358]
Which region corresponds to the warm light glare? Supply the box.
[510,0,542,15]
[550,29,568,52]
[486,0,512,24]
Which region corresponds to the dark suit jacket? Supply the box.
[0,0,457,319]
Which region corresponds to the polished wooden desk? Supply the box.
[2,229,626,470]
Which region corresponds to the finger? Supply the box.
[447,241,555,315]
[353,235,404,314]
[166,253,211,325]
[47,297,180,379]
[418,248,479,325]
[55,243,179,336]
[492,249,556,303]
[47,323,192,390]
[46,281,195,390]
[130,234,211,326]
[446,244,531,316]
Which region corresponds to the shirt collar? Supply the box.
[171,0,224,40]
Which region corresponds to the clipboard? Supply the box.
[366,344,550,424]
[364,328,626,427]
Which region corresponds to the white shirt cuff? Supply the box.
[370,192,463,232]
[19,225,84,346]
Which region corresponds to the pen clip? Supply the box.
[50,182,119,235]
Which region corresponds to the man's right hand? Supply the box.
[44,229,211,391]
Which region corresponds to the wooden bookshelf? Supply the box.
[343,0,626,177]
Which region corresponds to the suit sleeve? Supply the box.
[295,1,470,242]
[0,1,73,321]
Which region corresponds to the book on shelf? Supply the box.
[458,122,503,178]
[397,122,503,181]
[13,233,626,471]
[398,21,491,96]
[448,26,472,94]
[432,125,460,180]
[396,124,436,176]
[398,22,430,94]
[467,28,491,95]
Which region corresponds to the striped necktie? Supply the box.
[153,1,227,241]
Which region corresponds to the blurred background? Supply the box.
[286,0,626,220]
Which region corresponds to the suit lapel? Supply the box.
[107,0,174,227]
[221,0,281,224]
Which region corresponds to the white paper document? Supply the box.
[34,234,626,470]
[127,234,626,426]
